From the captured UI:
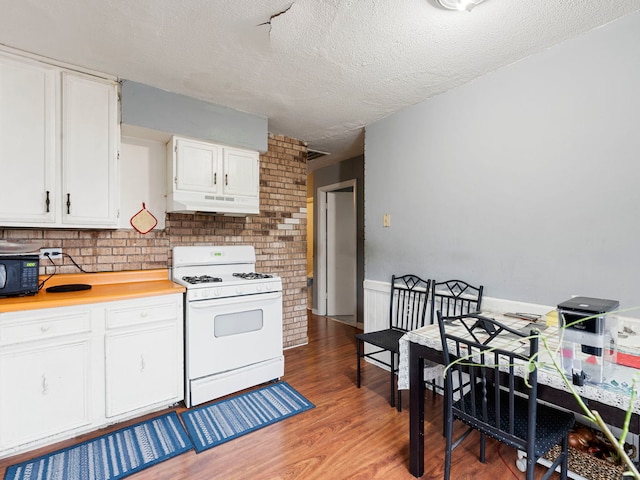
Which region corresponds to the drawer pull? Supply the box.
[40,325,50,333]
[139,312,149,318]
[41,375,48,395]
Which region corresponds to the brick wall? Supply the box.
[0,133,309,347]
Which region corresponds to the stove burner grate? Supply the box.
[182,275,223,284]
[233,272,274,280]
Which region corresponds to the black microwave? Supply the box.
[0,254,40,298]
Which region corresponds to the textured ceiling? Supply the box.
[1,0,640,165]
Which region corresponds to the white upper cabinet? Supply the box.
[175,138,221,194]
[0,50,119,228]
[223,147,260,197]
[167,136,260,215]
[62,72,119,227]
[0,54,57,224]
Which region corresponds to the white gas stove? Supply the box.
[172,245,284,407]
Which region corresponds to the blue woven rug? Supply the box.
[181,382,314,453]
[4,412,193,480]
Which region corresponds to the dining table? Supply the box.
[398,312,640,478]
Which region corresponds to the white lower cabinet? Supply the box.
[105,324,181,417]
[0,336,92,449]
[105,297,183,418]
[0,306,94,452]
[0,294,183,457]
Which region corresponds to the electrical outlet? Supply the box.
[40,248,62,260]
[383,213,391,228]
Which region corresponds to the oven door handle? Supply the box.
[189,292,282,308]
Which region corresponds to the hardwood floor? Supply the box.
[0,312,559,479]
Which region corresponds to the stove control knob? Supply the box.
[265,283,272,292]
[213,288,221,297]
[256,284,264,292]
[236,287,244,295]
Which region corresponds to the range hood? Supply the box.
[167,191,259,216]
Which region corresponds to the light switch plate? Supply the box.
[383,213,391,227]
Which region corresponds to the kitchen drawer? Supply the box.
[0,309,92,346]
[106,297,180,329]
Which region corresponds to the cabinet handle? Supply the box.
[41,375,49,395]
[225,174,228,186]
[66,193,71,214]
[140,355,146,372]
[45,191,50,213]
[214,172,217,185]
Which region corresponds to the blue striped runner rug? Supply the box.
[4,412,193,480]
[181,382,314,453]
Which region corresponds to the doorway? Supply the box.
[316,180,359,328]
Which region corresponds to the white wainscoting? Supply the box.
[362,279,392,367]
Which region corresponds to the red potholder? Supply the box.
[130,203,158,234]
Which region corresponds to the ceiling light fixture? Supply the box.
[437,0,486,12]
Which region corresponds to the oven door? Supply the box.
[186,291,283,380]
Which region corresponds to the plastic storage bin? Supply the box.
[558,296,619,384]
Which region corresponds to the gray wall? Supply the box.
[313,155,365,322]
[121,80,268,152]
[364,11,640,315]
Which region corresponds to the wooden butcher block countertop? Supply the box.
[0,269,185,313]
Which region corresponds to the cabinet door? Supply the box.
[223,147,259,197]
[175,138,221,194]
[0,53,57,224]
[61,72,119,227]
[105,322,182,418]
[0,339,91,449]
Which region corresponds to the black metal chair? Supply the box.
[437,311,574,480]
[424,279,484,393]
[356,274,431,411]
[430,279,484,320]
